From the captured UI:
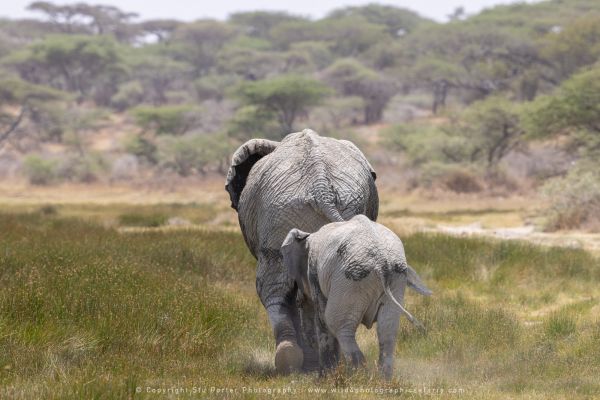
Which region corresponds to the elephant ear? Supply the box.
[281,229,310,294]
[225,138,279,210]
[339,139,377,181]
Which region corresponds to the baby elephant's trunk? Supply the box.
[378,265,432,333]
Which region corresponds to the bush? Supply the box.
[56,153,107,183]
[122,134,158,164]
[194,74,239,102]
[110,81,144,111]
[309,96,364,130]
[158,133,230,176]
[22,155,57,185]
[132,104,201,135]
[227,105,281,140]
[236,74,330,133]
[383,123,471,166]
[542,166,600,231]
[420,163,483,193]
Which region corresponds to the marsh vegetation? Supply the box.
[1,205,599,398]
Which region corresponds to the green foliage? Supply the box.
[229,11,306,40]
[327,4,432,36]
[541,15,600,80]
[314,15,386,57]
[457,95,524,168]
[22,154,57,185]
[0,74,65,105]
[236,75,329,133]
[526,65,600,139]
[227,105,280,140]
[56,152,107,183]
[122,134,158,164]
[389,96,524,169]
[2,0,600,186]
[110,80,144,111]
[324,59,395,123]
[170,20,236,77]
[383,123,470,166]
[123,46,191,105]
[216,46,285,80]
[194,74,239,102]
[311,96,364,130]
[131,104,199,135]
[5,34,126,104]
[158,133,230,176]
[289,41,333,69]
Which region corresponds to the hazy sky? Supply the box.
[1,0,539,22]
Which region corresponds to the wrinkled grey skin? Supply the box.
[281,215,431,379]
[225,129,378,373]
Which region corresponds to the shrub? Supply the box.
[122,134,158,164]
[309,96,364,130]
[383,123,471,166]
[22,155,57,185]
[236,74,329,133]
[158,133,230,176]
[56,153,107,183]
[541,166,600,231]
[420,163,483,193]
[110,81,144,111]
[132,104,201,135]
[227,105,281,140]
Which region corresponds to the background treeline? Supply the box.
[1,1,599,230]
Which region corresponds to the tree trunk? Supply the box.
[0,104,28,146]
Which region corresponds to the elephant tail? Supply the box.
[377,268,428,334]
[407,264,433,296]
[309,176,345,222]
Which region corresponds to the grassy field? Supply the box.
[1,204,599,399]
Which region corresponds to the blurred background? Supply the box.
[0,0,599,232]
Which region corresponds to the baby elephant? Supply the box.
[281,215,431,378]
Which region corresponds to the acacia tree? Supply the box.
[229,11,306,40]
[327,4,430,36]
[324,59,396,124]
[0,75,64,147]
[526,66,600,159]
[5,34,126,105]
[541,15,600,82]
[27,1,138,40]
[236,75,329,134]
[125,46,190,105]
[169,20,236,77]
[457,96,524,169]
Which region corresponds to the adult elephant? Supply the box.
[225,129,378,373]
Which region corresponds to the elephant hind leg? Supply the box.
[308,270,339,373]
[329,320,365,369]
[376,300,402,380]
[324,299,365,369]
[256,250,303,374]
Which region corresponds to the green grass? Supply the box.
[1,209,599,399]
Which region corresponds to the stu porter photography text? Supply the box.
[139,385,466,396]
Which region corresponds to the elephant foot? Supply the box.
[302,350,320,372]
[275,340,303,374]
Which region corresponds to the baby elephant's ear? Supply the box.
[281,229,310,287]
